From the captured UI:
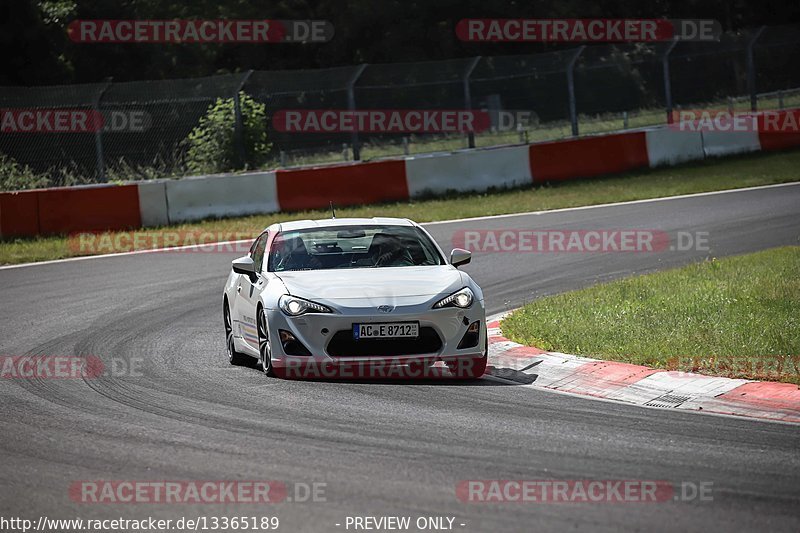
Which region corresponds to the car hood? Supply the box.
[276,266,464,305]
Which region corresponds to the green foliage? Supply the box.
[183,93,271,175]
[38,0,77,26]
[0,154,50,191]
[3,1,798,85]
[105,151,184,182]
[0,154,102,191]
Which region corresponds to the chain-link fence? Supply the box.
[1,23,799,187]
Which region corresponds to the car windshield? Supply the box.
[268,225,444,272]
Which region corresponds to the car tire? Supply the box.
[224,301,248,366]
[257,307,283,378]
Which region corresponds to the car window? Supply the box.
[252,233,268,274]
[268,225,444,272]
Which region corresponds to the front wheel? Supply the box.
[224,301,248,366]
[257,308,283,378]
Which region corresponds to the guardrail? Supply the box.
[2,108,798,238]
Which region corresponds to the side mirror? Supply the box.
[450,248,472,267]
[232,256,257,280]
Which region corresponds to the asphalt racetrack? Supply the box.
[1,183,798,532]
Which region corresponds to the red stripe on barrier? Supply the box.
[757,109,800,151]
[529,132,649,182]
[276,160,409,211]
[0,190,40,237]
[758,131,800,151]
[38,184,142,235]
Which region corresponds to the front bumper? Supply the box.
[265,298,486,369]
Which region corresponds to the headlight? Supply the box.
[279,295,332,316]
[433,287,474,309]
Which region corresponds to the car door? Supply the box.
[234,231,269,352]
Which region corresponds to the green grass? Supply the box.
[501,247,800,384]
[2,149,799,265]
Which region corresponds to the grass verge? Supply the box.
[1,149,799,265]
[501,247,800,384]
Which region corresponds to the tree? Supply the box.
[183,93,271,174]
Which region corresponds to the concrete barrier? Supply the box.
[37,184,141,234]
[3,108,798,239]
[276,160,408,211]
[137,181,170,227]
[0,190,40,237]
[404,145,532,197]
[758,109,800,152]
[645,128,705,167]
[165,171,278,223]
[701,130,761,157]
[529,132,649,182]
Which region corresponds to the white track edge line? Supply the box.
[2,181,797,270]
[424,181,800,226]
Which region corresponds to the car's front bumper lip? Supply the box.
[276,354,487,380]
[278,351,484,366]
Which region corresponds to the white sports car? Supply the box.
[222,217,487,379]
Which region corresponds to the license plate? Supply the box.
[353,322,419,339]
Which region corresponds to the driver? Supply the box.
[367,233,415,267]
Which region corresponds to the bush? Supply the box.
[183,93,271,175]
[0,154,50,191]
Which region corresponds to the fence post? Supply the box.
[662,40,678,124]
[234,70,254,168]
[347,64,368,161]
[462,56,481,149]
[566,46,585,137]
[93,78,112,182]
[746,26,767,112]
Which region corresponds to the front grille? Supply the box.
[326,327,443,357]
